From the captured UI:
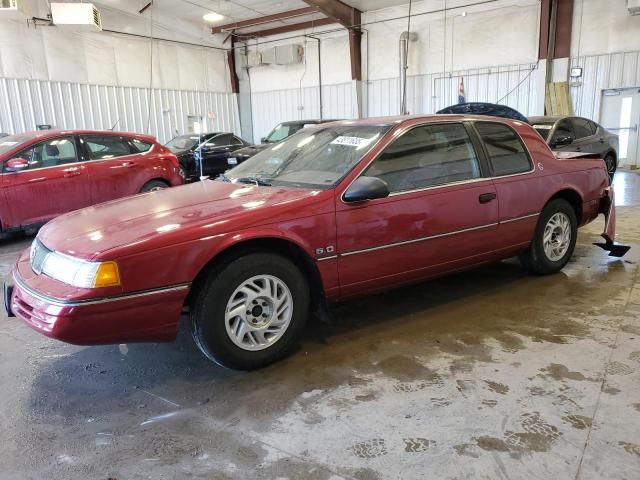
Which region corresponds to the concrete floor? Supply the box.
[2,173,640,480]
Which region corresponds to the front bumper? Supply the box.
[8,267,190,345]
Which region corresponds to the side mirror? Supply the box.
[552,135,573,147]
[261,137,267,144]
[5,158,29,172]
[343,176,390,203]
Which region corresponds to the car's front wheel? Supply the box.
[191,253,309,370]
[519,198,577,275]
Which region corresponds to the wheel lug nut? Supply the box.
[246,311,251,315]
[262,302,267,306]
[262,314,267,318]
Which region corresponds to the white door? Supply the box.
[600,88,640,168]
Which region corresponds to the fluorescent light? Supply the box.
[203,12,224,23]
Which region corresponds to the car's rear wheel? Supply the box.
[140,180,169,193]
[519,198,577,275]
[191,253,309,370]
[604,153,616,182]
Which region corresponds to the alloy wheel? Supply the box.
[224,274,293,351]
[543,212,572,261]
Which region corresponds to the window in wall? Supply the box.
[475,122,532,176]
[364,123,481,192]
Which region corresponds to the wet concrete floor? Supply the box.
[2,172,640,479]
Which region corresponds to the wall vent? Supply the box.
[51,3,102,30]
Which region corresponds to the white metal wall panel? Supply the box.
[0,76,240,144]
[367,63,540,118]
[570,51,640,121]
[250,82,358,143]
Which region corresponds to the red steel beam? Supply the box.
[554,0,574,58]
[538,0,552,59]
[233,17,337,40]
[227,37,239,94]
[211,7,320,34]
[303,0,362,81]
[302,0,359,28]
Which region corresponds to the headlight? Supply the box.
[31,240,120,288]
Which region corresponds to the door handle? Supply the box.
[479,192,497,204]
[121,161,136,167]
[64,171,81,178]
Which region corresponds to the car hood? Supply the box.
[37,181,328,260]
[233,144,270,156]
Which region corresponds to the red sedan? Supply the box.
[0,130,183,233]
[5,116,623,370]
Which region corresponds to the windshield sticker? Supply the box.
[0,141,18,146]
[331,136,372,147]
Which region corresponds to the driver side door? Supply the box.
[2,136,90,229]
[335,122,499,297]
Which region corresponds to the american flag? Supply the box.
[458,76,466,104]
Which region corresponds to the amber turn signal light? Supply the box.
[93,261,121,288]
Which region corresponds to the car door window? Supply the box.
[571,118,594,139]
[364,123,481,192]
[550,119,575,145]
[81,135,133,160]
[131,138,153,152]
[205,134,232,147]
[587,120,599,135]
[10,137,78,171]
[475,122,532,176]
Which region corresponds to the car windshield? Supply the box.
[0,134,32,156]
[533,123,555,140]
[224,125,390,190]
[265,124,304,143]
[165,135,203,151]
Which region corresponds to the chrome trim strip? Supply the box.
[339,222,499,257]
[499,212,540,224]
[317,255,338,262]
[12,273,190,307]
[387,176,490,197]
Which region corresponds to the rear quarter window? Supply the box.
[131,138,153,152]
[475,122,532,176]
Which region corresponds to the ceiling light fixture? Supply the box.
[203,12,225,23]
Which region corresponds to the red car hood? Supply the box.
[38,181,327,260]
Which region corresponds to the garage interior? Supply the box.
[2,0,640,479]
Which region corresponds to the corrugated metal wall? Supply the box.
[570,50,640,121]
[366,63,540,117]
[0,76,241,144]
[250,82,358,143]
[250,62,540,142]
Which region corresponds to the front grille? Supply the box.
[31,239,51,275]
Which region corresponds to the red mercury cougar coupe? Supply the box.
[5,116,623,370]
[0,130,183,233]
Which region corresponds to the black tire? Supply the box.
[191,253,310,370]
[519,198,577,275]
[604,153,616,182]
[140,180,169,193]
